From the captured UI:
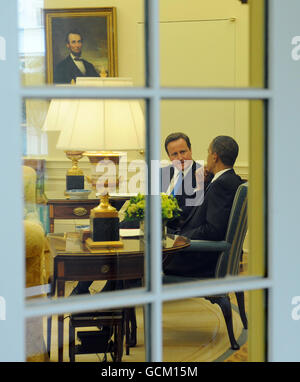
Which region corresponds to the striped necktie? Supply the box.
[171,171,183,196]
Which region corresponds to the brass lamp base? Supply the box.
[66,175,84,190]
[89,194,120,243]
[81,151,124,247]
[91,194,118,218]
[85,238,123,251]
[65,151,84,190]
[65,150,84,176]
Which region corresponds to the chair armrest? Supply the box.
[182,240,231,252]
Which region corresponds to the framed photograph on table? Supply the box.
[44,7,118,84]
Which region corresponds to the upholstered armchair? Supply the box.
[23,165,49,361]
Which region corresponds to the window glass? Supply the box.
[162,289,266,362]
[19,0,146,87]
[26,305,146,362]
[159,0,265,88]
[22,95,146,297]
[161,99,265,282]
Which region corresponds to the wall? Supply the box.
[23,0,250,193]
[157,0,249,172]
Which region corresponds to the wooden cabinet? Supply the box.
[46,192,129,233]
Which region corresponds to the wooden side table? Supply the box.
[46,191,130,233]
[48,233,190,362]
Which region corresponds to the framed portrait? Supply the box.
[44,7,118,84]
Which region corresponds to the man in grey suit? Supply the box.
[163,135,243,278]
[53,30,99,84]
[161,132,212,234]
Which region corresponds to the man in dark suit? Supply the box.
[163,135,243,278]
[53,30,99,84]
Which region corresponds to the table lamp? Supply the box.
[42,85,85,190]
[56,77,145,249]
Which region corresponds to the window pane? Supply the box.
[27,304,146,362]
[26,313,50,361]
[22,95,146,298]
[159,0,265,88]
[162,289,266,362]
[19,0,146,86]
[161,99,265,282]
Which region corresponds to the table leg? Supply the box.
[57,280,65,362]
[49,205,54,233]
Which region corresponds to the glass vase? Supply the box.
[139,220,145,236]
[140,220,167,247]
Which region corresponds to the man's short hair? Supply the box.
[65,30,83,44]
[164,132,191,154]
[211,136,239,167]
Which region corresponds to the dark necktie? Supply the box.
[171,171,183,196]
[74,57,83,61]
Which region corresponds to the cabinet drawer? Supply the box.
[52,203,98,219]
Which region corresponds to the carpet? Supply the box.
[122,298,246,362]
[46,292,247,362]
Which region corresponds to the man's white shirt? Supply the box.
[210,168,231,184]
[166,161,193,196]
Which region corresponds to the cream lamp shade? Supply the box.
[42,78,145,192]
[42,85,76,132]
[56,77,145,152]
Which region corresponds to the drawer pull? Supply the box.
[101,265,110,274]
[73,207,88,216]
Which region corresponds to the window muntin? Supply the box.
[14,0,268,362]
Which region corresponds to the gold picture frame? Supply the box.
[44,7,118,84]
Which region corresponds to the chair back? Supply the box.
[215,182,248,278]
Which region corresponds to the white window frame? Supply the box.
[0,0,299,362]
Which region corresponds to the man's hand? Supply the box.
[204,165,215,180]
[195,166,205,191]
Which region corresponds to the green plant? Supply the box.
[124,193,181,222]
